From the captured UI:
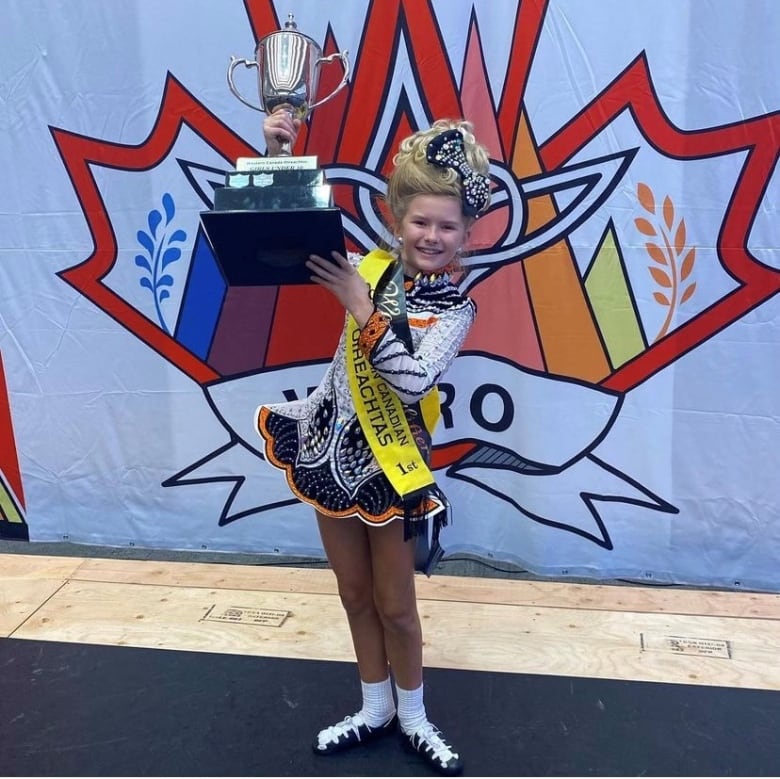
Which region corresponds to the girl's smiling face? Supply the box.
[397,194,471,276]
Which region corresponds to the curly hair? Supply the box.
[385,118,491,226]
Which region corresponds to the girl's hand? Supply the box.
[306,253,375,327]
[263,110,301,156]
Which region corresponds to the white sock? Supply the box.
[360,677,396,727]
[395,682,427,734]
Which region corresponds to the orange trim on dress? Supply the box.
[256,405,400,526]
[408,316,438,328]
[359,309,438,356]
[357,309,390,356]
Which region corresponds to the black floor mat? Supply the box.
[1,637,777,776]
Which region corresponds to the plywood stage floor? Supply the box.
[2,552,780,776]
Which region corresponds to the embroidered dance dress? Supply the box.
[255,255,476,527]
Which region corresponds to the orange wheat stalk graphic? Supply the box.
[635,183,697,341]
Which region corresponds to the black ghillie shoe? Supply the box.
[401,721,464,775]
[312,712,397,755]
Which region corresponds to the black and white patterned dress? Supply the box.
[255,255,475,526]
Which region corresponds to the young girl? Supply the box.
[256,112,491,776]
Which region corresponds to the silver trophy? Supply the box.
[227,12,350,155]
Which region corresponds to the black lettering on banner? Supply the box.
[438,382,455,429]
[283,387,318,402]
[471,383,514,432]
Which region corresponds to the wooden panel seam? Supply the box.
[6,579,71,639]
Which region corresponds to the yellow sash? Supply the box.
[346,250,440,501]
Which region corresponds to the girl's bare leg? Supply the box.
[316,511,389,682]
[366,518,422,690]
[317,512,422,688]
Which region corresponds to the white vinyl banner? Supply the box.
[2,0,780,590]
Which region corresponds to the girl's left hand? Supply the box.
[306,252,375,327]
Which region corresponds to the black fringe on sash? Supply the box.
[402,486,450,540]
[404,486,451,576]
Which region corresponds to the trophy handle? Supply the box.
[227,56,265,112]
[308,51,351,112]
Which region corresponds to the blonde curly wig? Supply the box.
[385,118,491,226]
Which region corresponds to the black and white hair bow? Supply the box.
[425,129,490,217]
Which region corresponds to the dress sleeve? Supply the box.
[357,299,475,403]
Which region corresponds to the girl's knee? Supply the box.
[374,592,420,635]
[338,580,375,617]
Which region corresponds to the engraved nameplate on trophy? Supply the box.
[235,155,318,171]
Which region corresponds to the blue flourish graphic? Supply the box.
[135,193,186,334]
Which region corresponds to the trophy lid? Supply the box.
[257,11,317,48]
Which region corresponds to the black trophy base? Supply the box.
[200,208,346,286]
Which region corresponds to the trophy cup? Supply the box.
[200,13,350,286]
[227,12,349,156]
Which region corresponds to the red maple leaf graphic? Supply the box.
[54,0,780,403]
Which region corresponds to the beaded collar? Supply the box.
[404,270,452,291]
